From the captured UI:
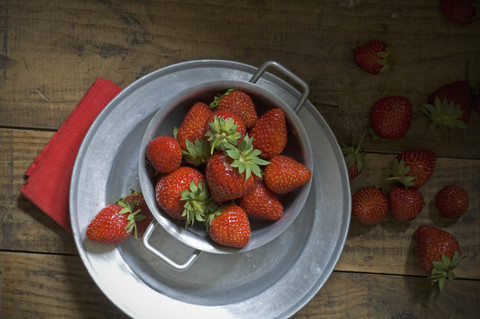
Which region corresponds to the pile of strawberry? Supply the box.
[345,12,476,289]
[144,89,311,249]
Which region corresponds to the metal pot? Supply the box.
[138,61,313,269]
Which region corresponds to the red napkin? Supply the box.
[21,78,122,232]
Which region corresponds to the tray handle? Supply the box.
[142,221,201,272]
[249,60,310,114]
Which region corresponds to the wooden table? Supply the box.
[1,1,479,317]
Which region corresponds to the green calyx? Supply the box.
[429,252,462,290]
[341,131,366,171]
[225,134,270,181]
[421,97,467,130]
[182,139,211,166]
[209,88,234,109]
[181,181,218,228]
[117,199,146,240]
[205,115,242,153]
[377,46,392,73]
[387,158,416,188]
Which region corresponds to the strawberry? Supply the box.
[422,80,472,129]
[370,96,412,139]
[207,204,251,248]
[249,108,288,159]
[238,177,283,221]
[176,102,213,151]
[146,136,182,173]
[439,0,479,26]
[352,186,388,225]
[415,225,462,290]
[210,89,258,128]
[263,155,312,194]
[122,191,154,238]
[388,150,436,189]
[341,132,366,180]
[206,152,255,203]
[86,200,142,244]
[436,185,470,218]
[353,40,392,74]
[388,186,424,222]
[204,109,246,153]
[155,166,209,225]
[206,135,269,202]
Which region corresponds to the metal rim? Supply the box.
[70,59,351,318]
[138,79,314,255]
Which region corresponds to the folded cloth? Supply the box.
[21,78,122,232]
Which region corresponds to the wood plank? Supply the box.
[1,251,479,318]
[0,0,479,158]
[1,128,479,278]
[0,128,77,254]
[0,251,127,318]
[296,271,480,318]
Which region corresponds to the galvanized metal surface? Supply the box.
[138,77,313,257]
[70,60,351,319]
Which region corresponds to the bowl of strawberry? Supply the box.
[139,77,313,256]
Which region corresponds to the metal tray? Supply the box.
[70,60,351,318]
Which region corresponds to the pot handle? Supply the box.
[142,221,201,272]
[249,60,310,114]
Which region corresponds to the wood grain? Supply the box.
[0,128,77,254]
[1,0,480,317]
[0,0,479,158]
[0,251,127,318]
[295,271,480,318]
[1,252,479,319]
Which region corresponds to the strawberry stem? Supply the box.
[226,134,270,181]
[387,158,416,187]
[181,181,217,228]
[182,139,211,166]
[205,115,241,153]
[421,97,467,130]
[428,251,462,290]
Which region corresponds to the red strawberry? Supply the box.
[370,96,412,139]
[210,89,258,128]
[122,191,154,238]
[436,185,470,218]
[353,40,392,74]
[207,204,251,248]
[422,80,472,129]
[146,136,182,173]
[264,155,312,194]
[176,102,213,150]
[86,200,141,244]
[439,0,479,26]
[205,109,246,152]
[206,135,269,202]
[388,186,424,222]
[342,132,366,180]
[352,186,388,225]
[155,166,208,225]
[238,177,283,221]
[415,225,462,290]
[206,152,255,203]
[389,150,436,189]
[249,108,288,159]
